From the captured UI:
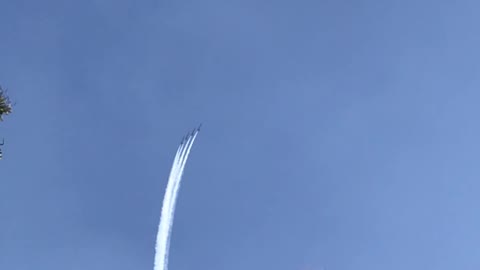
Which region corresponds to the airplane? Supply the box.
[179,124,202,145]
[191,123,202,135]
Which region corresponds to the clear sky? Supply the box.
[1,0,480,269]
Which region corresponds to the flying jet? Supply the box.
[190,124,202,135]
[189,127,197,137]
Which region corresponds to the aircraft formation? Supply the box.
[180,123,202,144]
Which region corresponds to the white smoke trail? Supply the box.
[154,129,199,270]
[163,131,199,268]
[154,143,183,270]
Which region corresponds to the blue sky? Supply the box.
[1,0,480,269]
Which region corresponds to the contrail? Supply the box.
[154,128,200,270]
[164,131,199,268]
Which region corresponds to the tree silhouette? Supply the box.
[0,86,13,121]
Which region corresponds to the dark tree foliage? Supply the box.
[0,86,13,121]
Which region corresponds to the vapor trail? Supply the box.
[163,131,199,268]
[154,128,200,270]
